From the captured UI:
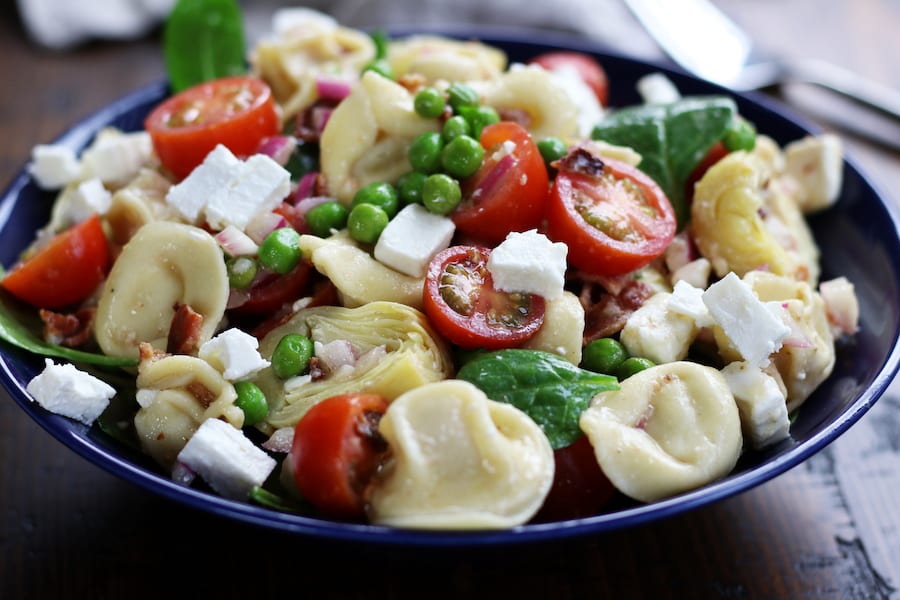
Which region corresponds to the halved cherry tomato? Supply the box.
[2,214,109,309]
[290,393,390,521]
[452,121,550,246]
[533,434,616,522]
[545,156,676,276]
[529,51,610,107]
[228,260,312,315]
[145,75,280,180]
[422,245,545,350]
[685,140,730,203]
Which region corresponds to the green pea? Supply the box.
[581,337,628,374]
[537,137,568,168]
[447,82,479,113]
[362,58,394,80]
[348,203,389,243]
[408,131,444,174]
[616,356,655,380]
[370,30,390,60]
[722,116,756,152]
[442,115,471,143]
[226,256,258,290]
[257,227,302,274]
[305,201,349,237]
[441,135,485,179]
[397,171,427,205]
[422,173,462,215]
[271,333,314,380]
[414,87,446,119]
[457,104,499,139]
[352,181,399,218]
[233,381,268,426]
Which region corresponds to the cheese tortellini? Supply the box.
[255,301,453,430]
[580,361,743,503]
[368,380,554,529]
[103,168,178,246]
[134,352,244,470]
[387,35,507,84]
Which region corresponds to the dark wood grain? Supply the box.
[1,1,898,598]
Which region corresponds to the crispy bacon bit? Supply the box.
[167,303,204,355]
[186,381,217,409]
[580,278,653,343]
[40,307,96,348]
[554,146,606,177]
[396,73,427,94]
[138,341,166,363]
[308,356,326,381]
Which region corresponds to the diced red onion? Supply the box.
[295,195,334,216]
[171,461,197,486]
[294,171,319,202]
[262,427,295,453]
[311,106,333,136]
[215,225,259,256]
[256,135,298,166]
[315,339,357,373]
[245,211,288,244]
[315,76,352,102]
[471,153,515,202]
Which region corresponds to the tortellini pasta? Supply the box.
[580,361,743,503]
[387,35,507,84]
[133,352,244,470]
[254,301,453,430]
[298,232,425,308]
[103,168,178,246]
[320,71,440,203]
[520,290,585,365]
[93,221,229,359]
[368,380,555,529]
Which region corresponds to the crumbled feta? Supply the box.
[199,328,271,381]
[702,272,790,367]
[67,177,112,222]
[487,229,568,299]
[667,280,714,327]
[637,72,682,105]
[166,145,290,231]
[176,418,277,500]
[721,361,791,449]
[783,134,843,212]
[374,204,456,277]
[26,358,116,425]
[671,257,712,289]
[28,144,81,189]
[80,129,153,185]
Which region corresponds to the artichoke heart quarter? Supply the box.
[256,301,453,430]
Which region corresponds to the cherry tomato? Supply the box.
[533,434,616,522]
[422,245,545,350]
[2,214,109,309]
[145,75,280,180]
[452,122,549,246]
[228,260,311,315]
[685,141,730,203]
[529,51,610,106]
[545,156,676,276]
[290,393,390,521]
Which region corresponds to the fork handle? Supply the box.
[781,58,900,121]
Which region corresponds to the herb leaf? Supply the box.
[163,0,247,93]
[456,349,618,449]
[591,95,737,229]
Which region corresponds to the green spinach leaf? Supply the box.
[591,95,736,229]
[163,0,247,93]
[456,349,618,449]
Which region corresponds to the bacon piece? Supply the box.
[40,307,96,348]
[580,278,653,343]
[167,303,204,355]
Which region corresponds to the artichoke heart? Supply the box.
[256,301,454,430]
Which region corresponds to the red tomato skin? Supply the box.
[452,122,550,246]
[422,245,545,350]
[228,260,312,315]
[529,51,610,106]
[545,158,676,276]
[685,141,730,203]
[533,435,616,522]
[2,214,109,309]
[290,393,390,521]
[145,76,280,180]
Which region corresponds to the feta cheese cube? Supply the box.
[374,204,456,277]
[26,359,116,425]
[176,418,277,500]
[783,133,843,212]
[199,328,271,381]
[67,177,112,222]
[80,130,153,185]
[204,154,290,231]
[668,280,714,327]
[702,272,790,367]
[721,361,790,449]
[166,144,241,223]
[28,144,81,189]
[487,229,568,299]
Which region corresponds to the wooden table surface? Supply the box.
[1,1,899,598]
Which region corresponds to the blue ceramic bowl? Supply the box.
[2,29,899,546]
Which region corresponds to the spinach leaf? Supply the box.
[0,289,137,368]
[456,349,618,449]
[163,0,247,93]
[591,96,736,229]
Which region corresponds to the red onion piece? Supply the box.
[311,106,333,136]
[245,212,288,244]
[471,153,515,202]
[315,76,352,102]
[295,195,333,215]
[215,225,259,256]
[256,135,298,166]
[294,171,319,202]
